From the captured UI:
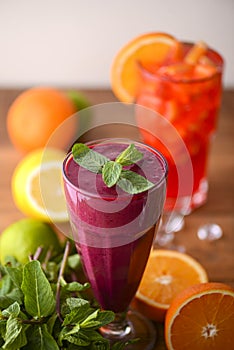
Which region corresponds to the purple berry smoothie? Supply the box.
[63,140,167,313]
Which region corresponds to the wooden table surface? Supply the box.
[0,88,233,349]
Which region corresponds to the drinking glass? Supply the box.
[136,42,224,244]
[62,138,168,348]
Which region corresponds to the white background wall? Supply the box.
[0,0,233,89]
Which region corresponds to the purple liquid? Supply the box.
[63,141,167,313]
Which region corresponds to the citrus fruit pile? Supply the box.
[2,87,91,267]
[6,86,91,220]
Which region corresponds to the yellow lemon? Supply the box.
[12,148,68,223]
[0,218,61,264]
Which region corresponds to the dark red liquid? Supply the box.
[77,225,156,312]
[63,141,167,312]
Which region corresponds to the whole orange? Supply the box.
[7,87,77,153]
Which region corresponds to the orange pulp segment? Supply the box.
[165,282,234,350]
[132,249,208,322]
[110,32,182,102]
[184,40,208,64]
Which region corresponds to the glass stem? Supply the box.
[100,311,131,340]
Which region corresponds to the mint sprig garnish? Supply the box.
[72,143,154,194]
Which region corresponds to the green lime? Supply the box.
[67,90,91,111]
[67,90,92,139]
[0,218,61,265]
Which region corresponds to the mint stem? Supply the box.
[56,240,71,322]
[42,248,52,270]
[28,246,43,262]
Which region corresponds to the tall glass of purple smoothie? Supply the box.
[62,138,167,348]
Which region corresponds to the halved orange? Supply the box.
[132,249,208,322]
[165,282,234,350]
[110,32,182,102]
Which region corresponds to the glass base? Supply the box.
[100,309,157,349]
[154,213,186,251]
[191,178,208,210]
[165,179,209,214]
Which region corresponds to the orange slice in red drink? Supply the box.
[193,63,218,80]
[184,40,208,65]
[158,63,195,82]
[110,32,182,102]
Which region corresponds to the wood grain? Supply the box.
[0,88,233,349]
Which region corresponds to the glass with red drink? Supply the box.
[136,41,223,214]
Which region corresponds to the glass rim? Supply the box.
[137,41,224,84]
[62,138,168,199]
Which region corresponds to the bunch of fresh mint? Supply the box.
[0,242,135,349]
[72,143,154,194]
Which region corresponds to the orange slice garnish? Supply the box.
[110,32,182,102]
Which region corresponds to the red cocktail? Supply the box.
[136,41,223,211]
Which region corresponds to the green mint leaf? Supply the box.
[0,288,23,309]
[2,302,20,318]
[77,329,109,344]
[117,170,154,194]
[24,324,59,350]
[21,260,55,318]
[63,303,90,326]
[61,297,89,320]
[4,266,23,289]
[2,316,28,350]
[80,309,99,328]
[66,324,80,336]
[102,161,122,187]
[0,273,14,296]
[72,143,109,173]
[115,144,143,166]
[67,253,82,270]
[63,281,90,293]
[66,297,89,311]
[94,310,115,328]
[62,329,90,346]
[0,271,23,307]
[67,329,109,347]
